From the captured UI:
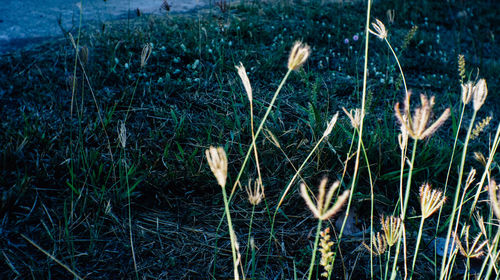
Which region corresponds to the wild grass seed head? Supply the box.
[300,178,350,220]
[381,215,402,247]
[288,41,311,71]
[461,81,474,105]
[473,79,488,111]
[369,19,387,40]
[488,180,500,220]
[140,43,153,68]
[342,107,362,129]
[319,227,334,278]
[453,225,487,259]
[395,91,451,140]
[323,112,339,137]
[245,178,264,205]
[363,232,387,256]
[235,62,252,102]
[419,183,446,219]
[205,146,228,188]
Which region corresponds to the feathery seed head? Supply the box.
[453,226,487,259]
[473,79,487,111]
[394,91,451,140]
[288,41,310,71]
[473,151,487,167]
[342,107,363,129]
[369,18,388,40]
[205,146,228,188]
[118,121,127,149]
[461,81,474,105]
[323,112,339,137]
[140,43,153,68]
[245,178,264,205]
[300,178,350,220]
[488,180,500,220]
[419,183,447,219]
[319,227,334,278]
[380,215,402,247]
[363,232,387,255]
[235,62,252,102]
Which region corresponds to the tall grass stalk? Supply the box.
[331,0,373,269]
[307,219,323,280]
[390,138,418,280]
[439,110,477,279]
[229,68,292,199]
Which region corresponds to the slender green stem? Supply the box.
[307,219,323,280]
[385,246,392,280]
[410,217,426,279]
[124,149,139,280]
[384,38,408,97]
[439,110,477,280]
[390,138,418,280]
[221,187,241,279]
[244,204,256,269]
[229,69,292,199]
[331,0,372,269]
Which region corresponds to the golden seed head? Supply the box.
[300,178,350,221]
[394,91,450,140]
[141,43,153,68]
[235,62,252,102]
[380,215,402,247]
[461,81,474,105]
[319,227,335,278]
[205,146,228,188]
[473,79,488,111]
[363,232,387,256]
[488,180,500,220]
[245,178,264,205]
[464,168,476,192]
[342,107,363,129]
[369,18,388,40]
[473,151,487,167]
[117,121,127,148]
[453,225,487,259]
[419,183,447,219]
[287,41,311,71]
[471,115,492,140]
[386,9,395,24]
[323,112,339,137]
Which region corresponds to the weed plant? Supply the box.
[0,0,499,279]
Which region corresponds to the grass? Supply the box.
[0,0,499,279]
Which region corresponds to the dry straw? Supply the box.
[394,91,451,140]
[300,178,350,220]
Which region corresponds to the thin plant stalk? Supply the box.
[229,69,292,199]
[434,101,467,277]
[244,204,256,270]
[331,0,373,270]
[439,110,477,279]
[122,149,139,280]
[307,219,323,280]
[385,247,392,280]
[410,216,426,279]
[390,138,418,280]
[384,38,408,97]
[470,123,500,215]
[221,185,242,280]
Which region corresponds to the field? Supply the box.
[0,0,499,279]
